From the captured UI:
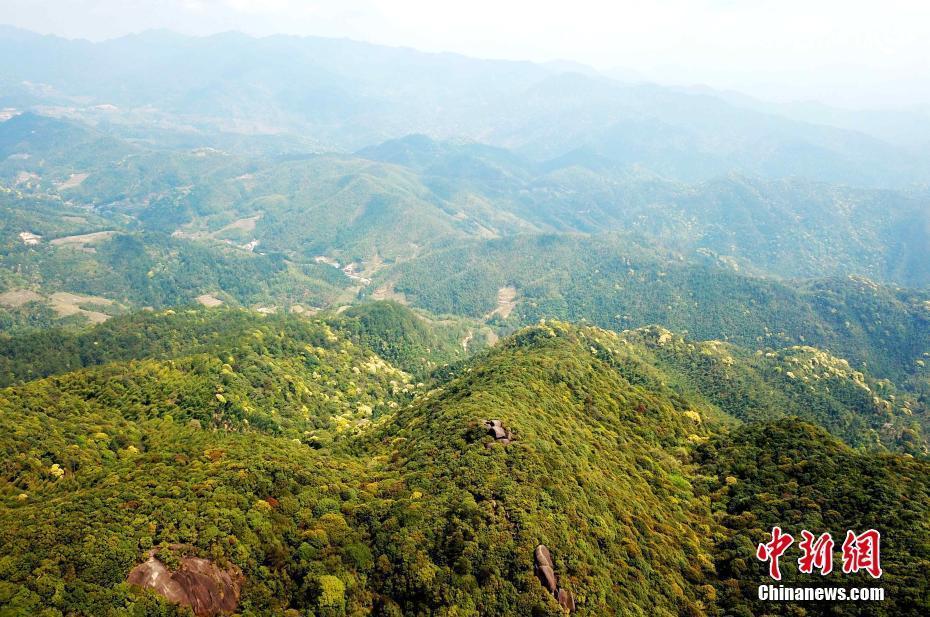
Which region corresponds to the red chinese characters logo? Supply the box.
[756,526,794,580]
[841,529,883,578]
[798,530,834,575]
[756,528,882,580]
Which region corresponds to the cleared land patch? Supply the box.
[196,294,224,308]
[49,292,115,324]
[219,215,260,234]
[56,172,89,190]
[50,230,116,247]
[486,286,517,320]
[0,289,43,307]
[372,283,408,304]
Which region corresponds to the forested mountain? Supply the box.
[385,234,930,381]
[2,112,929,343]
[1,310,927,615]
[1,22,929,617]
[0,303,488,387]
[3,113,928,288]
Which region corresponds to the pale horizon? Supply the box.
[2,0,930,110]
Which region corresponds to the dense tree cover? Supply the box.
[361,321,720,616]
[325,301,488,377]
[0,409,380,616]
[0,308,271,386]
[3,115,930,319]
[5,113,930,287]
[3,114,929,351]
[363,137,930,287]
[618,326,929,454]
[0,231,351,332]
[697,418,930,616]
[0,301,67,334]
[169,156,473,263]
[2,28,929,617]
[387,234,930,382]
[0,309,415,436]
[1,312,928,615]
[0,304,478,387]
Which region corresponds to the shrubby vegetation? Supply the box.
[1,309,927,615]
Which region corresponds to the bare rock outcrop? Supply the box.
[484,419,513,446]
[127,554,242,616]
[557,588,576,611]
[535,564,558,594]
[534,544,553,569]
[534,544,575,612]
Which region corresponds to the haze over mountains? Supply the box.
[3,26,930,185]
[1,23,929,617]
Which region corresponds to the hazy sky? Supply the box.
[2,0,930,108]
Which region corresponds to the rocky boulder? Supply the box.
[534,544,553,569]
[535,564,558,594]
[558,588,576,612]
[484,419,513,446]
[127,554,242,616]
[534,544,575,613]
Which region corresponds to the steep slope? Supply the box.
[0,310,417,615]
[369,324,930,616]
[357,137,930,287]
[175,155,470,262]
[0,308,350,386]
[698,418,930,616]
[326,301,491,377]
[0,303,487,387]
[0,398,382,615]
[385,234,930,382]
[363,321,720,616]
[1,316,929,615]
[619,326,929,454]
[516,173,930,287]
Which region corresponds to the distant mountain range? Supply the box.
[2,25,929,188]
